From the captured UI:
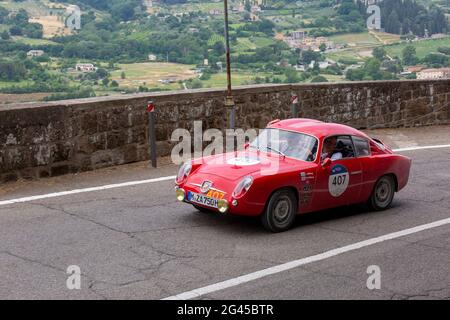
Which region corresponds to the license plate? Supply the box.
[188,192,219,208]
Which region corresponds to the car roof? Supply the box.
[267,118,370,140]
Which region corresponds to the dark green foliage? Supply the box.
[0,60,27,81]
[379,0,448,36]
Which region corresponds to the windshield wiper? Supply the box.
[265,146,286,157]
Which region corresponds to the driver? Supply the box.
[321,136,343,161]
[281,135,315,162]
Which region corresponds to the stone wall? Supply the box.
[1,80,449,182]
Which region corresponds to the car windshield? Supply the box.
[250,129,318,162]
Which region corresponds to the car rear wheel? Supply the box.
[369,175,395,211]
[261,189,297,233]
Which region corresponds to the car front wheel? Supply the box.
[369,175,395,211]
[261,189,297,233]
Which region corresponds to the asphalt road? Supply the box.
[0,126,449,300]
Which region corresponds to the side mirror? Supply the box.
[321,157,332,168]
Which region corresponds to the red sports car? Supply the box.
[175,119,412,232]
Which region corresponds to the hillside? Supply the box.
[0,0,449,104]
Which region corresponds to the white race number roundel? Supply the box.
[328,164,349,197]
[227,157,260,166]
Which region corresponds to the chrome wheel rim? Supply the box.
[375,178,393,207]
[273,196,292,227]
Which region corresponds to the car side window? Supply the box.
[353,137,371,157]
[322,135,355,161]
[335,136,355,159]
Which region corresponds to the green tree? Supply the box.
[310,75,328,83]
[319,43,327,52]
[212,41,225,56]
[284,68,301,84]
[0,6,9,24]
[346,68,365,81]
[0,30,10,40]
[96,68,109,79]
[301,50,322,64]
[385,11,401,34]
[190,78,203,89]
[245,0,251,12]
[13,9,29,26]
[423,53,449,67]
[402,45,418,66]
[364,58,382,80]
[24,23,43,39]
[9,25,23,36]
[372,47,387,61]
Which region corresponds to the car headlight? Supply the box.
[175,188,186,202]
[176,162,192,184]
[232,176,254,198]
[217,199,229,213]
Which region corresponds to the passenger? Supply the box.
[322,137,343,161]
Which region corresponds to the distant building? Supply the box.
[417,68,450,80]
[142,0,153,8]
[251,5,261,13]
[249,13,259,21]
[405,66,424,73]
[309,60,330,70]
[203,59,209,66]
[209,9,222,15]
[291,30,307,41]
[283,33,335,51]
[278,59,290,68]
[158,76,177,84]
[27,50,45,57]
[75,63,97,72]
[326,58,337,66]
[148,54,157,61]
[431,33,447,39]
[232,4,245,13]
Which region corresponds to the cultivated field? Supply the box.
[370,31,401,45]
[384,37,450,59]
[329,32,379,45]
[0,0,46,16]
[110,62,197,88]
[201,71,277,87]
[15,36,59,45]
[29,15,71,38]
[0,92,49,105]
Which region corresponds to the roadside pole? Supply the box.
[291,93,299,118]
[223,0,236,154]
[147,100,157,168]
[223,0,235,131]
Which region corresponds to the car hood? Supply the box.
[192,150,311,181]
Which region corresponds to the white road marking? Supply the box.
[393,144,450,152]
[0,176,176,206]
[0,143,449,207]
[163,217,450,300]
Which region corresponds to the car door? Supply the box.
[352,135,375,203]
[313,135,363,211]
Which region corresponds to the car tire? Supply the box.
[193,204,213,214]
[261,189,297,233]
[368,175,395,211]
